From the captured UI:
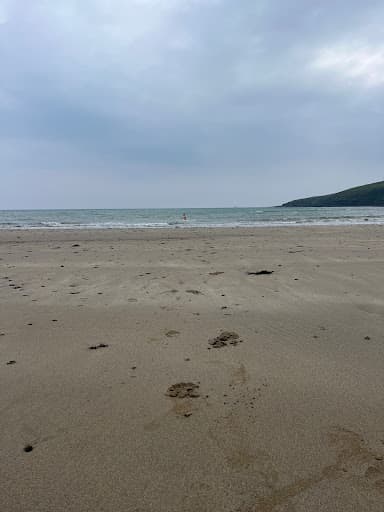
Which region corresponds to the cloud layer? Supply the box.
[1,0,383,207]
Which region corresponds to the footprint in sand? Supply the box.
[230,364,249,386]
[166,382,200,398]
[209,331,242,348]
[165,330,180,338]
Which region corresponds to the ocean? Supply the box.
[0,207,384,230]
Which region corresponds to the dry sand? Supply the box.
[1,226,384,511]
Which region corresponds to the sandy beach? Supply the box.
[1,225,384,511]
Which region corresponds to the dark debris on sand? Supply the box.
[247,270,274,276]
[88,343,109,350]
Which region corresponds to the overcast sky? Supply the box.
[1,0,383,208]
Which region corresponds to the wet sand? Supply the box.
[1,226,384,511]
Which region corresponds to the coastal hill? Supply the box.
[282,180,384,207]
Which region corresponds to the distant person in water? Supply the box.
[182,213,187,221]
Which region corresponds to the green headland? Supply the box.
[282,181,384,207]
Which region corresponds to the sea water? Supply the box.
[0,207,384,229]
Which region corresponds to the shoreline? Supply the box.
[0,223,381,242]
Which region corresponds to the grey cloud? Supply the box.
[0,0,383,207]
